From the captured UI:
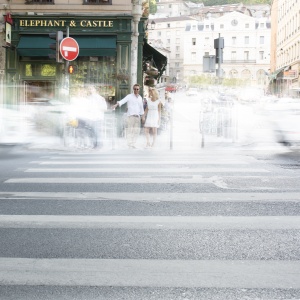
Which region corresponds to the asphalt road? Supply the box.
[0,142,300,299]
[0,92,300,299]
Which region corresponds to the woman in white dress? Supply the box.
[142,88,162,148]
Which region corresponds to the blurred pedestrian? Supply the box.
[85,86,107,148]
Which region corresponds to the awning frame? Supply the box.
[143,40,167,81]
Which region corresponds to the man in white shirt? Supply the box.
[112,84,144,148]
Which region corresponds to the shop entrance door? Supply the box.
[23,81,55,103]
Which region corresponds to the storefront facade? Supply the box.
[3,13,146,107]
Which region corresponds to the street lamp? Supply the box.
[150,20,156,30]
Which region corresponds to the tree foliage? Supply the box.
[149,0,157,14]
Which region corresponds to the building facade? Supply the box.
[270,0,300,97]
[148,15,194,84]
[183,11,271,89]
[0,0,161,107]
[155,0,200,18]
[149,5,271,89]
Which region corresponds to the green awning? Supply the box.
[17,35,52,57]
[17,35,116,57]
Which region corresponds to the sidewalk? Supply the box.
[25,128,240,153]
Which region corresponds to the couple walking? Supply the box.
[112,84,161,149]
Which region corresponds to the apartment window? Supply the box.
[167,31,170,37]
[176,38,180,44]
[83,0,112,4]
[259,51,264,60]
[232,37,236,45]
[176,30,180,36]
[175,62,180,67]
[167,39,170,44]
[192,38,196,46]
[167,23,170,28]
[245,23,249,28]
[244,51,249,60]
[220,24,224,29]
[176,46,180,52]
[260,23,264,28]
[231,51,236,61]
[157,31,161,37]
[191,52,196,60]
[206,25,209,29]
[260,36,264,44]
[229,70,238,79]
[244,36,249,44]
[25,0,54,3]
[176,54,180,58]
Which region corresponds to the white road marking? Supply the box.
[0,258,299,288]
[0,192,299,201]
[0,215,299,229]
[24,168,269,173]
[29,160,250,165]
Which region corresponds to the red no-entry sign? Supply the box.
[60,37,79,61]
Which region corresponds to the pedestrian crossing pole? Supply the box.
[170,107,173,150]
[214,33,224,83]
[200,110,205,148]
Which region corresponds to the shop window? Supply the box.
[68,56,116,101]
[25,0,54,4]
[23,63,56,77]
[83,0,112,4]
[41,64,56,77]
[25,64,32,77]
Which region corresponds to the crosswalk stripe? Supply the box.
[2,152,299,294]
[24,167,269,173]
[1,258,299,288]
[3,177,226,184]
[4,176,299,190]
[0,192,299,201]
[29,160,250,165]
[43,155,251,160]
[0,215,299,229]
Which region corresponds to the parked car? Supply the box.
[186,88,198,96]
[165,84,178,93]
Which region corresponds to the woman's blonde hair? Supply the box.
[149,87,159,101]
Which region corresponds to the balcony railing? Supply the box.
[25,0,54,4]
[83,0,111,4]
[223,60,256,64]
[25,0,112,4]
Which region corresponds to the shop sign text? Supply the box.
[19,19,114,28]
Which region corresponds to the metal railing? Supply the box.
[223,60,256,64]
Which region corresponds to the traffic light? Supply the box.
[214,37,224,64]
[49,31,63,63]
[68,65,76,74]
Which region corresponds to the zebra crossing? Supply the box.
[0,150,300,299]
